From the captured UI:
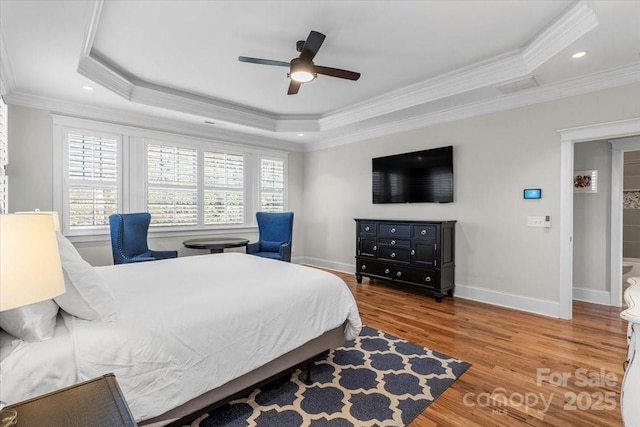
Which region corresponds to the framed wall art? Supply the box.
[574,170,598,193]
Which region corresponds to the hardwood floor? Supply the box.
[329,270,627,427]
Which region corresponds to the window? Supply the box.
[147,143,198,226]
[260,158,285,212]
[0,97,7,214]
[204,151,244,224]
[53,116,288,238]
[66,132,119,230]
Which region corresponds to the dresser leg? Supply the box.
[356,274,362,284]
[447,288,455,296]
[435,292,443,303]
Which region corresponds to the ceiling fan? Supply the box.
[238,30,361,95]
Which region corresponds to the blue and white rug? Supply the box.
[189,326,470,427]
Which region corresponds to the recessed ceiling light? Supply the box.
[298,133,304,137]
[571,51,587,59]
[82,86,94,91]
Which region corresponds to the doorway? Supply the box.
[559,118,640,320]
[611,139,640,307]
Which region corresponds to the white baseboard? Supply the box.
[300,257,562,318]
[572,287,611,306]
[297,256,354,274]
[455,284,560,318]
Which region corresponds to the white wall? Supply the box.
[573,140,611,295]
[7,105,305,266]
[302,83,640,309]
[6,105,53,211]
[7,83,640,313]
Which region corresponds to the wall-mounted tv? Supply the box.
[372,145,453,204]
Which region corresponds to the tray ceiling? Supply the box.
[1,0,639,150]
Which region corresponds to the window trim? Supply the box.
[64,128,123,232]
[0,97,8,214]
[259,156,287,212]
[53,115,288,240]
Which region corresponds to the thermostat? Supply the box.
[524,189,542,199]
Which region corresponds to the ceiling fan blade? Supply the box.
[238,56,289,67]
[299,31,326,62]
[314,65,361,81]
[287,80,301,95]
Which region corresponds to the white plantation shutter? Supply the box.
[53,116,290,236]
[204,151,244,224]
[67,133,119,229]
[147,143,198,226]
[0,98,7,214]
[260,158,285,212]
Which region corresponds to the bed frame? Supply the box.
[139,325,346,426]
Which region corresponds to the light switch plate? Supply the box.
[527,216,546,227]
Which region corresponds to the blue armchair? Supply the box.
[109,213,178,265]
[247,212,294,262]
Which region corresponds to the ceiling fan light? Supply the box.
[290,59,316,83]
[291,70,315,83]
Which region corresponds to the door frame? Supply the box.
[611,136,640,307]
[559,118,640,319]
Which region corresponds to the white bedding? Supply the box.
[1,253,361,422]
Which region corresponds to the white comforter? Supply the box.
[2,253,362,421]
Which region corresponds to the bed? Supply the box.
[0,248,362,426]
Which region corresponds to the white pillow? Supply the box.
[0,299,59,342]
[55,233,117,321]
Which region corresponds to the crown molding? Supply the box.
[318,52,528,131]
[79,0,103,58]
[5,61,637,155]
[308,63,640,152]
[0,30,16,96]
[275,117,320,132]
[559,117,640,143]
[77,54,134,99]
[319,0,599,132]
[130,80,277,131]
[78,0,600,136]
[522,0,598,71]
[3,91,304,152]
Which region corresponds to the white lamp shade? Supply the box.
[0,214,66,311]
[15,210,61,233]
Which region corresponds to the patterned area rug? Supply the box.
[187,326,470,427]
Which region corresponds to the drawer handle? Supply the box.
[396,271,402,277]
[373,245,377,251]
[361,265,366,270]
[425,277,431,282]
[411,249,415,256]
[421,229,427,235]
[391,240,395,245]
[391,252,396,258]
[385,268,390,274]
[365,226,370,231]
[391,228,396,233]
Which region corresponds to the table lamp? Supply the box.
[0,213,66,426]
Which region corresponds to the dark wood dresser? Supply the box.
[354,218,456,302]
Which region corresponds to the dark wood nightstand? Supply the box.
[6,373,136,427]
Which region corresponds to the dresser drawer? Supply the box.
[412,224,437,239]
[357,260,393,278]
[359,222,377,235]
[393,266,435,287]
[378,237,411,248]
[378,247,411,263]
[379,223,411,237]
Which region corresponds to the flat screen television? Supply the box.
[372,145,453,203]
